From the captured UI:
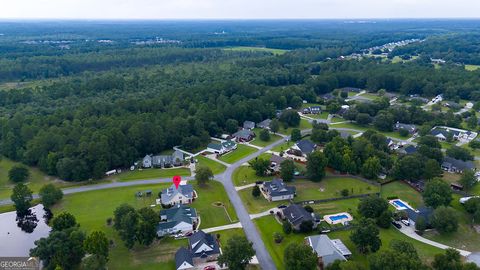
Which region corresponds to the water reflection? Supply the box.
[0,204,51,256]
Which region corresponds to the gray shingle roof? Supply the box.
[263,179,296,197]
[175,247,193,270]
[161,184,194,204]
[243,121,255,129]
[188,230,220,259]
[442,157,475,171]
[296,140,316,154]
[257,119,272,129]
[283,204,313,226]
[233,129,255,140]
[307,235,349,266]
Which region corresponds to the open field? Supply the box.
[250,128,283,147]
[380,181,423,208]
[0,157,76,200]
[195,155,227,174]
[278,119,311,135]
[465,64,480,71]
[329,122,411,139]
[218,144,257,164]
[254,215,441,270]
[52,181,238,269]
[233,165,274,186]
[223,46,289,55]
[117,167,191,181]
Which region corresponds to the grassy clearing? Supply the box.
[380,181,423,208]
[117,168,191,181]
[271,141,295,153]
[465,64,480,71]
[52,181,238,269]
[250,128,283,147]
[278,119,311,135]
[195,155,227,174]
[223,46,288,55]
[0,157,75,200]
[254,215,441,270]
[218,144,257,164]
[329,122,411,140]
[233,165,274,186]
[329,122,368,132]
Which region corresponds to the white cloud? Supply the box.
[0,0,479,19]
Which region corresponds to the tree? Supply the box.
[306,151,328,182]
[376,210,392,229]
[113,204,137,249]
[39,184,63,208]
[195,165,213,186]
[30,227,86,270]
[52,212,78,231]
[299,220,314,233]
[291,129,302,141]
[361,156,381,179]
[259,129,270,141]
[460,170,477,191]
[282,221,292,234]
[284,243,317,270]
[358,196,389,219]
[251,185,261,197]
[136,207,159,246]
[84,231,109,259]
[356,113,372,126]
[369,245,425,270]
[446,146,474,161]
[415,216,427,234]
[432,249,466,270]
[280,110,301,127]
[82,254,108,270]
[8,165,30,183]
[398,128,409,137]
[11,183,33,216]
[423,159,442,180]
[226,119,239,134]
[218,235,255,270]
[423,179,453,209]
[280,159,295,182]
[273,232,284,243]
[392,155,424,181]
[373,112,394,132]
[269,119,280,134]
[431,206,459,234]
[248,158,270,177]
[350,218,381,253]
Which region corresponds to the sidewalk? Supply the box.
[235,183,256,191]
[250,208,278,220]
[202,222,243,233]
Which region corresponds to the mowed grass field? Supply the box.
[232,165,274,186]
[0,157,75,200]
[218,144,257,164]
[277,119,311,135]
[195,155,227,174]
[223,46,289,55]
[254,215,442,270]
[52,181,238,269]
[250,128,283,147]
[465,64,480,71]
[380,180,423,208]
[117,167,191,181]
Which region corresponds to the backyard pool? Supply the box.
[389,199,415,211]
[324,212,353,225]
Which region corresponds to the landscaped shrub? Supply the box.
[283,221,292,234]
[299,220,314,233]
[304,205,314,213]
[273,232,284,243]
[341,189,349,197]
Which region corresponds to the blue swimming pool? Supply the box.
[392,200,410,209]
[330,214,349,221]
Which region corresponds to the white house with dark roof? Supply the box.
[232,129,255,142]
[157,205,198,237]
[175,247,194,270]
[160,184,195,206]
[282,204,317,230]
[306,235,352,268]
[207,140,237,155]
[394,122,417,134]
[261,179,296,201]
[243,120,255,130]
[441,157,475,174]
[291,140,316,157]
[142,150,185,168]
[257,119,272,130]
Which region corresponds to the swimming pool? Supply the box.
[389,199,415,211]
[324,212,353,225]
[330,214,349,221]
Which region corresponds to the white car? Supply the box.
[401,219,410,226]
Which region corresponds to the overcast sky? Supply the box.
[1,0,479,19]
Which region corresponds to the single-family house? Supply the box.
[282,204,316,230]
[339,131,352,139]
[430,128,458,141]
[321,93,336,101]
[408,96,429,104]
[340,87,362,93]
[232,129,255,142]
[405,207,434,226]
[394,122,417,134]
[335,105,350,117]
[188,230,221,264]
[309,106,322,114]
[291,140,316,156]
[207,140,237,155]
[243,121,255,130]
[172,150,185,166]
[441,157,475,174]
[161,184,195,206]
[143,150,185,168]
[152,155,173,168]
[398,145,417,155]
[306,234,352,269]
[157,205,198,237]
[257,119,272,130]
[143,155,152,168]
[261,179,296,201]
[443,101,462,110]
[269,154,286,172]
[175,247,194,270]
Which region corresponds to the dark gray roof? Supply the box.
[160,204,197,221]
[270,154,286,164]
[322,93,335,100]
[233,129,255,140]
[404,145,417,154]
[295,140,316,154]
[395,123,416,132]
[188,230,221,259]
[263,179,296,197]
[243,121,255,129]
[207,143,222,150]
[442,157,475,171]
[283,204,313,226]
[257,119,272,129]
[307,235,349,266]
[406,207,433,224]
[339,131,351,139]
[152,155,173,166]
[175,247,193,270]
[161,184,194,204]
[341,87,362,92]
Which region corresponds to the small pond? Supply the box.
[0,204,51,256]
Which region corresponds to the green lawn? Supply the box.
[52,181,238,269]
[380,181,423,208]
[233,165,274,186]
[250,128,283,147]
[218,144,257,164]
[117,168,191,181]
[271,140,295,153]
[329,122,411,140]
[278,119,311,135]
[465,64,480,71]
[0,157,75,200]
[254,215,441,270]
[308,112,330,120]
[223,46,288,55]
[239,177,380,213]
[195,155,227,174]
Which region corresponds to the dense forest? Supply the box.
[1,20,480,181]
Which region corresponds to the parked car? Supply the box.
[401,219,410,226]
[277,205,287,209]
[204,266,216,270]
[391,221,402,229]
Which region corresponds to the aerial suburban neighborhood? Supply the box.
[2,10,480,270]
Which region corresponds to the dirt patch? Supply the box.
[212,202,224,207]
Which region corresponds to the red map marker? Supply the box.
[173,175,181,189]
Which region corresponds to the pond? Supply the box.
[0,204,51,257]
